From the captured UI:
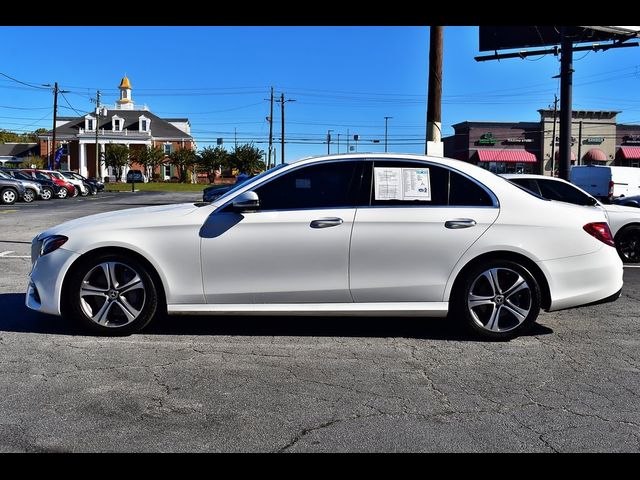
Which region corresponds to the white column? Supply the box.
[79,143,88,177]
[99,143,106,180]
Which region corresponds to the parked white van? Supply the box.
[570,165,640,201]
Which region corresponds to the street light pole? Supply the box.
[384,116,392,153]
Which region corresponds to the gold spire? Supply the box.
[119,76,132,89]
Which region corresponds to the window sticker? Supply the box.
[374,167,431,201]
[374,167,402,200]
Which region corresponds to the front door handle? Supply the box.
[445,218,477,229]
[310,217,344,229]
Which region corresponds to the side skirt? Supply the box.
[167,302,449,317]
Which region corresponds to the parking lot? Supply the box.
[0,191,639,452]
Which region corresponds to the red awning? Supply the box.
[584,148,607,162]
[619,146,640,160]
[555,150,577,161]
[476,149,537,163]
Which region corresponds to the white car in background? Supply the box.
[502,173,640,263]
[26,154,623,340]
[44,170,89,197]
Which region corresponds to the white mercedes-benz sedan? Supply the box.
[26,154,623,340]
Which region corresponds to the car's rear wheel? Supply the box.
[63,253,159,335]
[1,187,18,205]
[615,226,640,263]
[22,188,36,203]
[454,259,540,340]
[40,187,53,200]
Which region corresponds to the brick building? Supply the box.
[37,76,195,181]
[444,110,640,176]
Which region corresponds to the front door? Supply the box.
[200,160,364,304]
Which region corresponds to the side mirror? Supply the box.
[231,190,259,211]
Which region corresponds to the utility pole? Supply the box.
[94,90,101,178]
[550,95,559,176]
[234,128,237,148]
[577,120,583,166]
[347,128,350,153]
[267,87,274,169]
[384,117,392,153]
[426,25,444,156]
[327,129,333,155]
[559,26,573,181]
[337,133,340,154]
[276,93,295,164]
[51,82,59,170]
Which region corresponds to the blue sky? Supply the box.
[2,26,640,161]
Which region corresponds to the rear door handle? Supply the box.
[310,217,343,229]
[445,218,477,229]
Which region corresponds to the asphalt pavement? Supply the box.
[0,192,638,452]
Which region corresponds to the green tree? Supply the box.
[198,146,229,183]
[18,155,45,169]
[228,143,265,176]
[131,146,165,182]
[104,144,130,181]
[169,148,198,182]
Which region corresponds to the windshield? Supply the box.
[34,172,50,181]
[13,172,32,181]
[49,171,65,180]
[214,164,289,202]
[0,171,11,180]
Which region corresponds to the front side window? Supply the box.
[252,161,362,211]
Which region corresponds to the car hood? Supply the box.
[40,202,202,238]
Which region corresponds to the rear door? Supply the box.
[349,159,500,302]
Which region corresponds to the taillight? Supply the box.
[583,222,615,247]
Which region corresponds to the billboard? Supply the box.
[479,26,640,52]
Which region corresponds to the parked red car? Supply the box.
[22,169,76,198]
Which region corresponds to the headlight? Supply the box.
[40,235,68,256]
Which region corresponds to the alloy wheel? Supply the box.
[79,261,146,328]
[467,267,532,333]
[2,189,17,204]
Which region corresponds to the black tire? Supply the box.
[41,187,53,201]
[452,259,541,341]
[62,252,159,336]
[57,187,68,199]
[1,187,18,205]
[22,188,36,203]
[615,226,640,263]
[70,187,78,198]
[80,185,89,197]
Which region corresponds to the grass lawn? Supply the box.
[104,182,228,192]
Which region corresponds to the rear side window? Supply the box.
[448,171,493,206]
[366,160,494,207]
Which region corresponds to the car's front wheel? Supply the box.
[453,259,541,340]
[22,188,36,203]
[57,187,68,199]
[63,253,159,335]
[1,187,18,205]
[40,187,53,200]
[615,226,640,263]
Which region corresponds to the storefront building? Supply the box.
[444,110,640,176]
